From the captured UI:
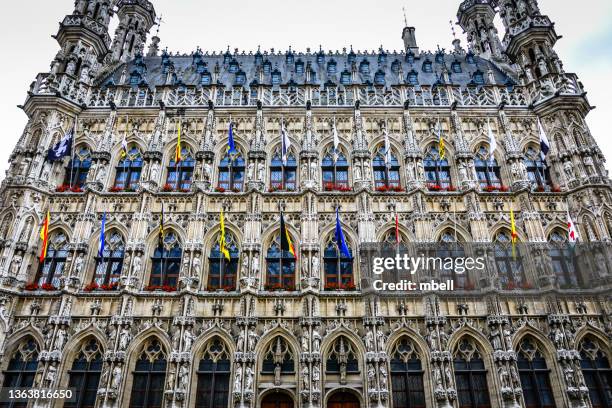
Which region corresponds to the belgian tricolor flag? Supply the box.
[280,212,296,259]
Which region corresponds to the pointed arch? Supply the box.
[371,142,402,190]
[164,142,196,192]
[269,144,298,192]
[473,144,504,190]
[112,144,144,191]
[0,211,15,240]
[321,143,351,191]
[514,333,560,408]
[64,144,93,189]
[147,228,184,289]
[262,219,299,291]
[36,229,71,289]
[216,145,247,192]
[451,334,495,408]
[423,143,453,191]
[58,335,105,406]
[190,334,233,408]
[0,335,41,391]
[576,334,612,407]
[387,332,429,407]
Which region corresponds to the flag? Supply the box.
[98,212,107,258]
[332,120,340,163]
[567,211,578,243]
[228,121,238,157]
[395,213,400,244]
[280,212,297,259]
[280,120,291,166]
[39,210,50,262]
[174,121,182,164]
[335,209,351,258]
[384,126,392,168]
[510,207,518,244]
[436,120,445,160]
[120,117,129,159]
[538,118,550,162]
[488,120,497,163]
[47,127,74,162]
[219,208,231,261]
[158,203,165,249]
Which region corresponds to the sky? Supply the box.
[0,0,610,175]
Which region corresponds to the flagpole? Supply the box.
[69,116,77,189]
[281,118,285,191]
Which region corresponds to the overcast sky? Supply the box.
[0,0,610,175]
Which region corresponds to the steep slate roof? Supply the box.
[102,48,514,90]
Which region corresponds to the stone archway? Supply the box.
[261,391,295,408]
[327,391,360,408]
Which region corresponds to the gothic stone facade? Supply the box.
[0,0,610,407]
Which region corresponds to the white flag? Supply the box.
[332,120,340,163]
[281,121,291,166]
[384,126,392,167]
[567,211,578,243]
[488,120,497,163]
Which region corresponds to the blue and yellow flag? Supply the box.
[228,121,238,157]
[335,209,352,258]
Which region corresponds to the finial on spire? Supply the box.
[449,20,456,39]
[402,6,408,27]
[154,14,164,36]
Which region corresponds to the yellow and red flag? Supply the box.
[39,210,50,262]
[280,212,296,259]
[175,121,182,164]
[219,208,230,261]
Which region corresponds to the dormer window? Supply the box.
[255,52,263,65]
[327,60,337,75]
[286,53,294,65]
[263,61,272,75]
[378,52,387,65]
[451,61,462,73]
[473,70,485,85]
[406,52,415,64]
[374,70,385,86]
[196,62,207,74]
[317,52,325,65]
[348,50,356,64]
[435,52,445,64]
[309,70,317,84]
[235,71,246,86]
[466,52,475,64]
[391,60,401,74]
[359,60,370,75]
[201,72,211,86]
[340,70,351,85]
[272,69,281,85]
[295,60,304,75]
[223,51,232,65]
[129,72,141,86]
[407,70,418,85]
[422,60,433,73]
[228,60,239,73]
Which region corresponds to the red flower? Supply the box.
[484,185,499,192]
[427,183,442,192]
[446,185,457,192]
[25,282,39,291]
[109,186,123,193]
[162,184,174,192]
[144,285,160,291]
[391,186,404,192]
[551,185,561,193]
[223,285,234,292]
[162,284,176,292]
[343,282,357,291]
[70,185,83,193]
[232,188,241,193]
[41,283,57,291]
[214,186,226,193]
[55,184,70,192]
[504,281,517,290]
[84,282,99,292]
[499,185,509,192]
[376,186,389,192]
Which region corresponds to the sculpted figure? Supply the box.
[9,254,22,276]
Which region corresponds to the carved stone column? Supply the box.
[487,315,522,408]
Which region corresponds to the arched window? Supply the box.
[208,232,239,291]
[373,145,401,190]
[437,232,468,289]
[166,147,195,192]
[359,60,370,75]
[93,231,125,289]
[322,149,350,191]
[129,339,167,408]
[150,231,182,289]
[548,230,579,288]
[323,238,353,291]
[517,338,555,408]
[261,337,295,376]
[0,213,13,240]
[326,336,359,376]
[424,145,452,191]
[579,338,612,408]
[217,151,245,192]
[65,339,103,408]
[422,60,433,73]
[475,146,502,190]
[453,338,491,408]
[1,338,39,402]
[390,338,426,408]
[473,70,485,85]
[494,231,525,290]
[524,147,552,191]
[114,146,143,191]
[64,146,92,188]
[37,232,69,289]
[452,61,462,73]
[195,339,231,408]
[265,236,296,291]
[407,70,419,85]
[270,150,297,192]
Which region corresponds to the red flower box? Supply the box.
[391,186,405,192]
[504,281,517,290]
[446,185,457,192]
[214,186,226,193]
[162,284,176,292]
[232,188,241,193]
[84,282,99,292]
[223,285,234,292]
[55,184,70,192]
[25,282,39,291]
[484,185,499,192]
[499,185,509,192]
[427,183,442,192]
[536,185,546,193]
[109,186,123,193]
[41,283,57,291]
[70,186,83,193]
[551,185,561,193]
[520,282,534,290]
[162,184,174,192]
[100,282,119,291]
[376,186,389,192]
[144,285,160,291]
[343,282,357,291]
